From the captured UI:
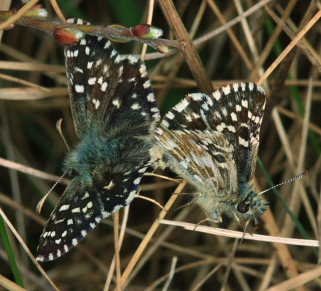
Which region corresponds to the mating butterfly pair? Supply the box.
[36,18,268,262]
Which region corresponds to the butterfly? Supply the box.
[36,18,160,261]
[151,83,269,223]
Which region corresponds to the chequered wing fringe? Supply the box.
[159,82,266,182]
[36,18,159,262]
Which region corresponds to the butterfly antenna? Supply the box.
[36,169,69,214]
[56,118,70,152]
[258,171,307,196]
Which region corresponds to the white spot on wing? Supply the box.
[75,84,84,93]
[239,137,249,147]
[212,91,221,100]
[233,83,239,91]
[241,100,248,108]
[143,80,151,89]
[75,67,83,73]
[110,49,117,58]
[175,99,189,112]
[166,112,175,120]
[227,125,236,132]
[72,207,81,213]
[104,180,115,190]
[231,112,237,121]
[88,77,96,85]
[112,99,121,108]
[161,120,169,128]
[59,204,70,211]
[222,85,231,95]
[131,103,141,110]
[101,82,108,92]
[147,93,155,102]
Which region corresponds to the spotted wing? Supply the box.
[65,18,159,138]
[156,128,237,198]
[160,83,266,181]
[36,160,148,262]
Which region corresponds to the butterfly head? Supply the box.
[226,180,269,223]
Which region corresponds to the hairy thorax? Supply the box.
[64,128,153,188]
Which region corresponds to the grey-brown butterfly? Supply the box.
[151,82,268,223]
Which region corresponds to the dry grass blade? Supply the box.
[160,219,319,247]
[120,181,186,289]
[0,88,68,100]
[0,209,59,291]
[257,8,321,85]
[277,106,321,136]
[103,207,129,291]
[207,0,253,70]
[113,212,121,291]
[0,61,65,72]
[162,256,177,291]
[49,0,66,22]
[158,0,213,94]
[0,157,69,184]
[265,265,321,291]
[0,0,40,31]
[0,274,26,291]
[249,0,298,80]
[191,264,223,291]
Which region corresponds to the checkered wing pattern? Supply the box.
[160,83,265,182]
[154,83,268,222]
[156,128,237,197]
[64,18,159,137]
[36,18,160,262]
[37,160,148,261]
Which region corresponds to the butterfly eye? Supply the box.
[237,201,250,213]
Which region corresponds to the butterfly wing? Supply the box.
[156,128,237,198]
[65,18,159,137]
[36,160,148,261]
[160,83,265,181]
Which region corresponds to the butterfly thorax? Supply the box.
[64,127,152,187]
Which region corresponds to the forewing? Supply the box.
[156,128,237,197]
[36,161,148,262]
[160,82,266,181]
[64,18,159,137]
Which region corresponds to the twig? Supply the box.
[120,181,186,289]
[162,256,177,291]
[257,8,321,85]
[160,219,319,247]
